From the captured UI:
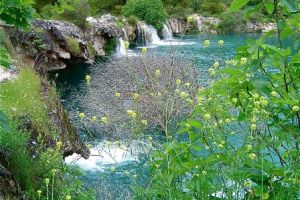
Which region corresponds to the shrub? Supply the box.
[122,0,167,30]
[39,0,91,28]
[201,2,227,14]
[127,15,139,27]
[218,11,246,33]
[104,38,117,55]
[66,37,81,56]
[132,1,300,199]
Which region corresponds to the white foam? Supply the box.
[0,68,15,82]
[65,141,141,171]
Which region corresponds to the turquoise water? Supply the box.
[52,34,261,199]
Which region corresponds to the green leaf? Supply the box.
[0,47,10,69]
[230,0,250,11]
[0,111,10,132]
[265,2,274,14]
[281,0,299,12]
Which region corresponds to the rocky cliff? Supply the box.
[6,15,131,72]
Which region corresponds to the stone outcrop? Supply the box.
[0,163,24,200]
[166,14,275,35]
[6,14,130,72]
[41,81,90,159]
[245,22,276,33]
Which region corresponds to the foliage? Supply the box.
[39,0,91,28]
[218,11,246,33]
[66,37,81,56]
[0,0,35,29]
[132,0,300,199]
[122,0,167,30]
[104,38,117,55]
[0,68,50,133]
[88,0,125,15]
[126,15,139,27]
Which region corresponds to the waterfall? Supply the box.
[116,38,127,55]
[121,28,128,41]
[136,22,161,45]
[162,23,173,40]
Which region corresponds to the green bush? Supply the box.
[132,1,300,199]
[126,15,139,27]
[122,0,167,30]
[0,123,34,191]
[201,2,227,14]
[218,11,246,33]
[39,0,91,28]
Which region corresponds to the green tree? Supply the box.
[122,0,167,30]
[133,0,300,199]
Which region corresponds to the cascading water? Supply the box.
[162,23,173,40]
[116,38,127,55]
[136,22,161,45]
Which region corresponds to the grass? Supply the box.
[0,67,50,133]
[66,36,81,56]
[0,123,35,192]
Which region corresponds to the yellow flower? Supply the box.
[250,123,257,130]
[157,92,162,97]
[101,116,108,124]
[155,69,161,77]
[141,120,148,126]
[208,68,215,76]
[202,170,207,175]
[225,118,231,124]
[91,116,97,122]
[37,190,42,196]
[240,57,248,65]
[133,93,140,100]
[203,40,210,48]
[110,166,116,172]
[115,92,121,98]
[127,110,137,118]
[271,91,278,97]
[141,47,147,54]
[176,79,181,86]
[231,98,238,104]
[56,141,62,149]
[249,153,256,160]
[66,194,71,200]
[246,144,252,151]
[45,178,50,186]
[187,16,194,23]
[186,98,194,105]
[213,61,219,68]
[124,41,129,49]
[262,192,269,200]
[185,82,191,88]
[180,91,189,99]
[218,40,224,46]
[292,105,299,112]
[203,113,211,120]
[260,99,268,107]
[79,112,86,119]
[217,143,224,148]
[85,75,91,84]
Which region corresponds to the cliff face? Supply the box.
[6,15,130,72]
[166,14,275,36]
